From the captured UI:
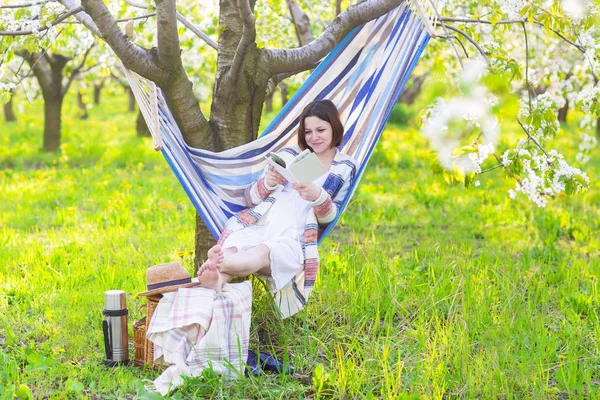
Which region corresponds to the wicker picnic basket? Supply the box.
[133,295,163,367]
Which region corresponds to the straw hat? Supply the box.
[138,261,201,296]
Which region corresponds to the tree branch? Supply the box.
[266,0,404,75]
[155,0,183,71]
[122,0,218,51]
[0,1,49,9]
[438,16,526,25]
[439,16,587,55]
[522,22,533,112]
[61,13,156,25]
[438,24,489,66]
[124,0,148,8]
[62,43,95,97]
[517,118,551,159]
[228,0,256,82]
[80,0,165,84]
[21,51,53,91]
[0,6,83,36]
[439,34,469,58]
[59,0,100,36]
[176,12,218,51]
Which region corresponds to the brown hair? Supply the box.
[297,100,344,151]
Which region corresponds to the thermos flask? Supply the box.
[102,290,130,366]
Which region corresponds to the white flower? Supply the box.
[498,0,527,19]
[562,0,588,22]
[474,180,481,187]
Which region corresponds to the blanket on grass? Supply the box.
[146,282,252,395]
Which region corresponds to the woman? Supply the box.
[198,100,357,317]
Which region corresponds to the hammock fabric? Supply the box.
[125,2,430,242]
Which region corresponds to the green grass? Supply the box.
[0,92,599,399]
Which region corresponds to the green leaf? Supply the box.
[15,384,32,400]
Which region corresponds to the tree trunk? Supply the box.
[397,73,427,105]
[596,116,600,139]
[557,99,568,123]
[127,86,136,112]
[136,108,150,137]
[4,90,16,122]
[265,92,273,112]
[94,83,103,105]
[21,52,71,152]
[336,0,342,15]
[287,0,313,46]
[78,90,89,120]
[44,93,64,151]
[280,82,288,107]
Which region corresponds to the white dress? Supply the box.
[221,173,329,291]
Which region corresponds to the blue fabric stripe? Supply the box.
[204,170,263,186]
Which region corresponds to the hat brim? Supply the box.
[137,280,203,297]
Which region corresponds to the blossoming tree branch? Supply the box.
[0,0,598,263]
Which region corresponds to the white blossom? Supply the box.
[562,0,589,22]
[509,149,590,207]
[498,0,527,19]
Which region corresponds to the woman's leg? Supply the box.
[197,244,271,292]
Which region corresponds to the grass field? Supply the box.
[0,91,599,399]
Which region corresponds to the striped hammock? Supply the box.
[125,2,431,241]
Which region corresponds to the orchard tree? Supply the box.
[0,1,97,150]
[1,0,599,266]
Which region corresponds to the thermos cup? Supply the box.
[102,290,130,366]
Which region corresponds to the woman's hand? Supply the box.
[293,182,322,202]
[265,165,286,187]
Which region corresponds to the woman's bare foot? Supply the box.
[197,260,223,292]
[207,245,224,266]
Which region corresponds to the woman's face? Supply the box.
[303,116,333,154]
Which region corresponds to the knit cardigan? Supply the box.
[217,145,357,318]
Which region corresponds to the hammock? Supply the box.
[125,2,431,242]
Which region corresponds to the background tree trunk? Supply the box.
[287,0,313,46]
[127,87,136,112]
[397,73,427,105]
[280,82,288,107]
[336,0,342,15]
[4,90,17,122]
[94,82,103,105]
[78,90,89,120]
[44,93,64,151]
[596,117,600,139]
[136,108,150,137]
[557,99,568,123]
[265,92,273,112]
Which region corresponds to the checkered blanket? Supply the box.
[146,282,252,395]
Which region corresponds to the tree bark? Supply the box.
[397,73,427,105]
[22,52,70,151]
[287,0,313,46]
[557,99,568,123]
[127,86,136,112]
[78,90,89,120]
[280,82,288,106]
[4,90,16,122]
[44,91,64,151]
[94,82,103,105]
[596,117,600,139]
[136,108,150,137]
[265,91,273,112]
